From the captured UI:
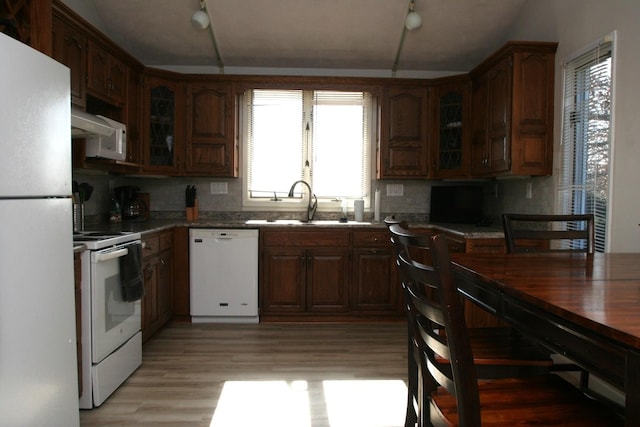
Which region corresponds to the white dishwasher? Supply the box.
[189,228,259,323]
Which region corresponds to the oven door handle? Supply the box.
[95,247,129,262]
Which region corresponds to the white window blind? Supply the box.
[247,90,304,198]
[559,37,613,252]
[246,89,371,206]
[312,91,370,198]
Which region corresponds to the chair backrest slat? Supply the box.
[502,213,595,253]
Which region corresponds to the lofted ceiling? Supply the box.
[64,0,528,75]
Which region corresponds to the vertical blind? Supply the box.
[559,37,613,252]
[247,89,370,201]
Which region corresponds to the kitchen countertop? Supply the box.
[80,218,505,240]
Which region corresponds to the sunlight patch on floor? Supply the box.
[210,380,311,427]
[323,380,407,427]
[209,379,406,427]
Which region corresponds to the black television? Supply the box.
[429,185,484,224]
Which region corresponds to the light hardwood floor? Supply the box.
[80,322,409,427]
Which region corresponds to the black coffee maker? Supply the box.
[114,186,142,221]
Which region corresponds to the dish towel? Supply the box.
[119,243,144,302]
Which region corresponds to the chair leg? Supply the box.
[405,324,418,427]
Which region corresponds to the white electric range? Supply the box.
[74,230,143,408]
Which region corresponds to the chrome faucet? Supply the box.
[288,180,318,222]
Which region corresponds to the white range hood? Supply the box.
[71,106,118,138]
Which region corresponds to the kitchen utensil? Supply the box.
[78,182,93,202]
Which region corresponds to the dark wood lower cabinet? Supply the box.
[261,247,306,313]
[351,230,400,313]
[260,230,351,319]
[171,227,190,320]
[141,230,173,342]
[260,228,401,321]
[306,248,350,312]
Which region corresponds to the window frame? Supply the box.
[239,87,378,212]
[558,32,616,252]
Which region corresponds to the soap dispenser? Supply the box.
[340,199,348,223]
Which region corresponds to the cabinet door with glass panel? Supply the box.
[430,76,471,179]
[142,73,184,175]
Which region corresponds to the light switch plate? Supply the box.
[386,183,404,197]
[210,182,228,195]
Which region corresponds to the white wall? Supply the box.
[507,0,640,252]
[59,0,106,33]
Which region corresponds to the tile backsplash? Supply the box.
[73,172,554,225]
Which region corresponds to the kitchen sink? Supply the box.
[245,219,372,226]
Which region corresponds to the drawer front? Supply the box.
[352,230,391,247]
[142,234,160,257]
[465,238,506,253]
[446,236,466,253]
[262,229,349,247]
[159,231,173,251]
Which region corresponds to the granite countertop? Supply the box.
[81,218,505,240]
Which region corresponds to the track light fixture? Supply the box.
[191,0,210,30]
[405,0,422,31]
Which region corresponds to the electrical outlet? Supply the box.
[526,182,533,199]
[386,183,404,197]
[210,182,228,195]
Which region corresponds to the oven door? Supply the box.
[90,242,142,364]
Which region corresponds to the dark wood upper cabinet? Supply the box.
[470,73,489,175]
[378,84,430,179]
[51,15,86,107]
[1,0,52,55]
[430,76,471,179]
[141,72,184,175]
[185,81,237,177]
[87,40,127,107]
[470,42,557,177]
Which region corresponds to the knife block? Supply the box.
[186,198,199,221]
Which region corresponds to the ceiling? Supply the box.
[68,0,528,75]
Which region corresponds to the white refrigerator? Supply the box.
[0,33,80,426]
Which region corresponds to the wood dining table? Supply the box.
[450,251,640,425]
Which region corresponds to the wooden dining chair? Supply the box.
[502,213,594,390]
[388,221,559,372]
[502,213,595,253]
[398,234,623,426]
[386,219,559,427]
